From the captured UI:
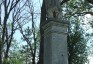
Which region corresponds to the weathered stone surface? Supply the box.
[43,0,68,64]
[43,21,68,64]
[45,0,62,19]
[45,0,62,8]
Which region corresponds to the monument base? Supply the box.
[43,21,68,64]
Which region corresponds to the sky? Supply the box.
[81,14,93,64]
[89,56,93,64]
[14,0,43,45]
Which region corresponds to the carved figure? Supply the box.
[45,0,62,19]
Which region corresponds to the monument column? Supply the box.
[43,19,68,64]
[43,0,68,64]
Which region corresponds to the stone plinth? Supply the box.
[43,21,68,64]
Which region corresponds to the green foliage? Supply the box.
[68,20,88,64]
[4,39,25,64]
[7,58,23,64]
[60,0,93,64]
[20,26,40,63]
[3,59,10,64]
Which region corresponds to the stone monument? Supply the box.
[43,0,68,64]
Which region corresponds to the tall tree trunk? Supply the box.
[39,0,46,64]
[0,4,1,25]
[32,57,35,64]
[0,41,2,64]
[4,21,14,64]
[4,41,11,60]
[0,4,2,64]
[32,12,36,64]
[4,44,10,64]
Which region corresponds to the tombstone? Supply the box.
[42,0,69,64]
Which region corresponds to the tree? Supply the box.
[8,39,25,64]
[0,2,2,63]
[0,0,20,63]
[61,0,93,5]
[18,26,40,64]
[60,0,91,64]
[68,19,88,64]
[16,0,40,63]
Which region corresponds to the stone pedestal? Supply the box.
[43,20,68,64]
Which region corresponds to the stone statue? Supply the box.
[45,0,62,19]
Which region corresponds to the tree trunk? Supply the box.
[4,44,10,59]
[32,57,35,64]
[0,41,2,64]
[4,21,14,64]
[32,12,36,64]
[0,4,2,64]
[4,43,11,64]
